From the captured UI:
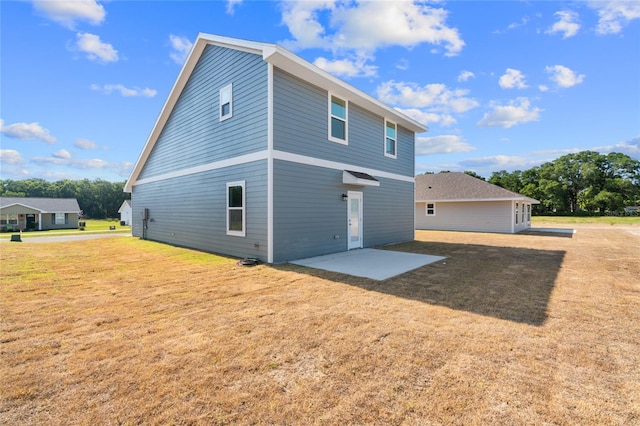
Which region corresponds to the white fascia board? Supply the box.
[262,46,428,134]
[1,202,45,212]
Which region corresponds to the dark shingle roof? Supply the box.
[415,173,539,203]
[0,197,81,213]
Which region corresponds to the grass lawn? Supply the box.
[533,215,640,226]
[1,223,639,424]
[9,219,130,239]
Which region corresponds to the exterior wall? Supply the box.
[272,160,414,263]
[1,206,77,230]
[138,45,268,180]
[132,160,268,261]
[40,213,79,230]
[119,204,132,225]
[273,69,415,175]
[415,200,516,233]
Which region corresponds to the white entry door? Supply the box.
[347,191,363,250]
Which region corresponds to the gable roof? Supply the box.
[124,33,428,192]
[0,197,81,213]
[118,199,131,212]
[415,173,539,204]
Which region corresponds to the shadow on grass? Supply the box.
[275,240,565,326]
[520,229,575,238]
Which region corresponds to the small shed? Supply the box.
[0,197,81,231]
[118,200,132,225]
[415,173,539,234]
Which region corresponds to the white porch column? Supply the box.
[38,213,42,230]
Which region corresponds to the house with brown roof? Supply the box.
[415,173,539,234]
[0,197,81,231]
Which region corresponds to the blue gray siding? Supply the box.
[273,69,414,177]
[139,45,268,180]
[132,160,268,261]
[272,160,414,263]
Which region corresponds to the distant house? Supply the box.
[0,197,81,231]
[118,200,132,225]
[415,173,539,234]
[124,33,427,263]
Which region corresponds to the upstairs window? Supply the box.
[329,94,348,144]
[384,120,397,158]
[226,181,245,237]
[426,203,436,216]
[219,83,233,121]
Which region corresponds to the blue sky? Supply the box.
[1,0,639,182]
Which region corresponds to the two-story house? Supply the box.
[124,34,427,263]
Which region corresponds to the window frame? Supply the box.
[54,213,67,225]
[425,203,436,216]
[328,93,348,145]
[384,119,397,159]
[219,83,233,121]
[226,180,246,237]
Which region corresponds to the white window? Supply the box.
[219,83,233,121]
[384,120,397,158]
[426,203,436,216]
[54,213,66,225]
[226,181,245,237]
[515,202,519,224]
[329,94,347,144]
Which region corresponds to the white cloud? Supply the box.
[75,32,118,63]
[53,149,72,159]
[592,136,640,159]
[0,119,57,143]
[395,108,456,127]
[457,70,475,82]
[169,34,193,65]
[313,55,377,78]
[0,149,24,164]
[74,138,98,150]
[538,84,549,92]
[226,0,242,15]
[459,155,534,170]
[32,155,109,169]
[376,81,479,113]
[477,97,542,128]
[33,0,105,29]
[280,1,464,56]
[588,1,640,35]
[377,81,478,128]
[91,83,157,97]
[546,10,580,38]
[416,135,475,155]
[499,68,528,89]
[545,65,585,88]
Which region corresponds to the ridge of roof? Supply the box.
[0,197,81,212]
[124,33,427,192]
[415,172,539,203]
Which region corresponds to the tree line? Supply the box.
[483,151,639,214]
[2,150,638,218]
[0,179,129,219]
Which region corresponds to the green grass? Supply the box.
[532,215,640,225]
[8,219,130,238]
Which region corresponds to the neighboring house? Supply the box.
[124,33,427,263]
[415,173,540,234]
[118,200,132,225]
[0,197,81,231]
[624,206,639,214]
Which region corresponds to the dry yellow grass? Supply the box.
[1,224,639,425]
